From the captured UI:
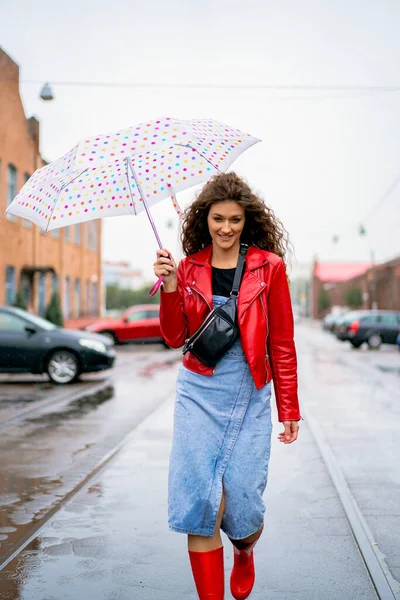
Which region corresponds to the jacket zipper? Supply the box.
[185,308,218,349]
[190,285,211,310]
[186,285,216,373]
[259,273,270,382]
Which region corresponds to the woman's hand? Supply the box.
[153,249,178,292]
[278,421,299,444]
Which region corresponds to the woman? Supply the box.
[153,172,300,600]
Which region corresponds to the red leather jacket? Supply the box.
[160,244,300,422]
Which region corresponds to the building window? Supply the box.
[86,280,90,316]
[22,173,32,228]
[74,278,81,317]
[52,273,58,294]
[64,276,70,319]
[6,164,17,221]
[21,272,31,306]
[92,281,98,316]
[92,221,98,251]
[84,223,89,248]
[75,224,80,245]
[38,273,46,317]
[5,266,16,305]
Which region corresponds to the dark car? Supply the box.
[0,306,116,384]
[323,312,348,333]
[335,310,400,349]
[85,304,165,345]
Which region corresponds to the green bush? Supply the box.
[44,291,64,327]
[318,289,331,313]
[106,284,159,310]
[12,287,28,311]
[345,287,363,309]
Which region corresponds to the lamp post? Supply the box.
[332,226,377,310]
[359,225,377,309]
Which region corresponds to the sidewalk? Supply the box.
[0,387,377,600]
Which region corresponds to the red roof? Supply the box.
[315,262,371,282]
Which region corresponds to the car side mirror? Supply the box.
[122,317,129,323]
[25,326,37,335]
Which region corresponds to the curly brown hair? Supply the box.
[180,172,291,264]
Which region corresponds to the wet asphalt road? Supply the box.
[0,344,181,573]
[0,325,399,599]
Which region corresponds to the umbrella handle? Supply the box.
[149,276,164,296]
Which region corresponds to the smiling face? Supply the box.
[207,201,245,251]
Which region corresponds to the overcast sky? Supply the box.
[1,0,399,279]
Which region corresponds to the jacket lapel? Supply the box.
[187,245,269,312]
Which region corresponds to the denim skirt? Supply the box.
[168,295,273,539]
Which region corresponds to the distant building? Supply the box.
[103,260,148,290]
[311,260,371,318]
[0,47,102,319]
[288,261,312,316]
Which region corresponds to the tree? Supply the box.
[44,291,64,327]
[318,289,331,314]
[345,287,363,309]
[12,287,28,311]
[105,284,159,310]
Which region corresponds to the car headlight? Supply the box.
[79,338,107,354]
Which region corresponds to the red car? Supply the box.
[85,304,165,346]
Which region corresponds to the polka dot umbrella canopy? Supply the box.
[5,117,260,292]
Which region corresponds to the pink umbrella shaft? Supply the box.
[148,276,164,296]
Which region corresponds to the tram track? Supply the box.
[0,378,114,431]
[303,402,398,599]
[296,327,399,599]
[0,347,176,431]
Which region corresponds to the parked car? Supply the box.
[327,312,354,336]
[335,310,400,349]
[397,333,400,351]
[0,306,116,384]
[85,304,166,346]
[322,313,342,331]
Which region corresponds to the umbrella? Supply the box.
[6,117,260,293]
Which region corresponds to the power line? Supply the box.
[20,80,400,93]
[361,170,400,224]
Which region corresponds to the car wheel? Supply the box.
[100,331,118,345]
[46,350,80,384]
[350,341,362,349]
[367,334,382,350]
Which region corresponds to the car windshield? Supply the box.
[10,308,57,331]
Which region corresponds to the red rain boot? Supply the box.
[230,533,262,600]
[188,546,225,599]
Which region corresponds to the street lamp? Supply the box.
[39,82,55,101]
[359,224,377,309]
[332,225,377,309]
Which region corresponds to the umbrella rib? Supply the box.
[127,159,163,249]
[45,168,88,233]
[125,158,137,216]
[176,143,222,174]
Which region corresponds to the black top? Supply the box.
[212,265,245,297]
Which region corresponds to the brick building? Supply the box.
[0,47,102,321]
[310,261,371,318]
[310,257,400,318]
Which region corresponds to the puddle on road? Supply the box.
[0,385,115,569]
[25,385,115,427]
[0,471,64,562]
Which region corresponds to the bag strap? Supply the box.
[231,243,249,297]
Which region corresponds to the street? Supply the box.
[0,325,399,599]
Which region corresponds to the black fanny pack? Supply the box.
[182,243,248,367]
